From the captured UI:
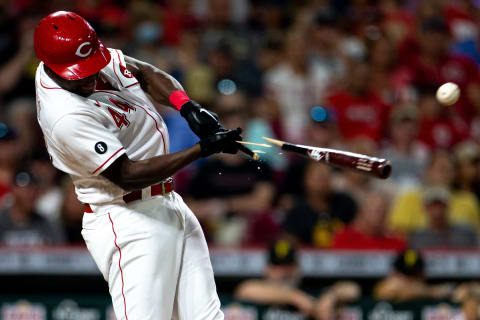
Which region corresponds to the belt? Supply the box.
[84,179,174,213]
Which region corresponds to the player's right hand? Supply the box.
[199,128,242,157]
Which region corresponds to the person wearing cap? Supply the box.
[388,150,480,234]
[409,186,478,249]
[34,11,245,320]
[234,238,360,318]
[375,249,454,301]
[0,169,65,246]
[234,239,315,315]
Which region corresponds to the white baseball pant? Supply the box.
[81,191,224,320]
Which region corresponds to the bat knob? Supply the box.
[377,160,392,179]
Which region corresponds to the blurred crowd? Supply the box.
[234,238,480,319]
[1,0,480,252]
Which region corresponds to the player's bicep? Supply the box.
[53,114,126,176]
[125,55,183,106]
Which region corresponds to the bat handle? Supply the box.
[236,143,258,160]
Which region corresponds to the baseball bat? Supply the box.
[236,143,260,161]
[263,137,392,179]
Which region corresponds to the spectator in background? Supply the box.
[244,95,286,171]
[453,142,480,203]
[264,29,330,142]
[367,37,404,106]
[234,238,360,318]
[402,17,480,120]
[0,169,65,246]
[6,98,38,155]
[381,106,427,189]
[0,9,36,101]
[280,107,339,211]
[326,60,391,144]
[161,0,199,47]
[379,0,415,47]
[332,190,406,250]
[453,282,480,320]
[445,0,480,65]
[389,150,480,234]
[31,150,63,222]
[0,124,22,207]
[417,86,469,150]
[309,10,345,84]
[375,249,454,301]
[409,187,478,249]
[187,93,276,245]
[283,161,356,248]
[234,238,314,315]
[59,177,85,244]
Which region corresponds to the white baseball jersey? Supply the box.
[35,48,170,204]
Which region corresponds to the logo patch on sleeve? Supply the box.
[95,142,108,154]
[120,64,133,78]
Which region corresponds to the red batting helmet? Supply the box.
[34,11,111,80]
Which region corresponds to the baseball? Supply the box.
[436,82,460,106]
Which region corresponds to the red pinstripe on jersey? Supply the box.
[92,147,125,175]
[108,212,129,320]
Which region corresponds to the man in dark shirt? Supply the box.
[283,161,356,247]
[0,169,65,246]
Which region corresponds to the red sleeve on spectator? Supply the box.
[169,90,190,110]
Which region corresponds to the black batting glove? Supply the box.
[180,101,223,138]
[180,100,243,154]
[199,128,242,157]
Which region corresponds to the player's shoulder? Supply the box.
[101,48,137,88]
[35,64,100,132]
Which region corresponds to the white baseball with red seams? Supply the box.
[35,48,223,320]
[436,82,460,106]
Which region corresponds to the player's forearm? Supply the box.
[235,281,314,313]
[103,145,201,191]
[125,55,183,107]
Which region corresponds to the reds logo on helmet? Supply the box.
[75,41,93,58]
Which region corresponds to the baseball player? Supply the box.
[34,11,242,320]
